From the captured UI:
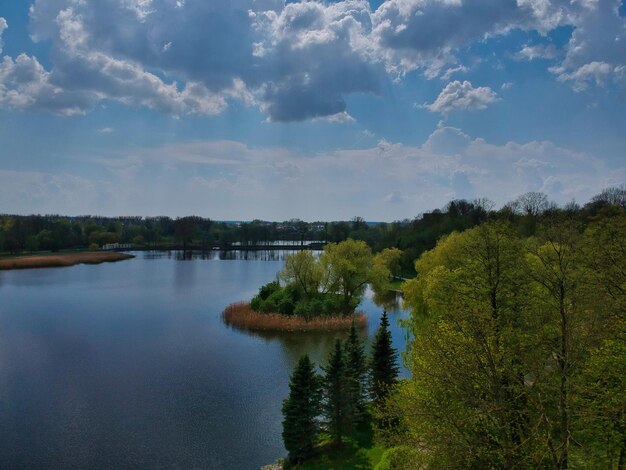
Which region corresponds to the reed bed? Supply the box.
[0,251,134,270]
[222,302,367,332]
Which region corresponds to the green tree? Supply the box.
[394,223,538,468]
[526,220,588,470]
[321,239,374,313]
[575,338,626,469]
[174,216,198,249]
[344,322,367,424]
[370,310,399,406]
[282,355,322,464]
[280,250,322,298]
[322,339,352,446]
[25,235,39,253]
[373,247,403,279]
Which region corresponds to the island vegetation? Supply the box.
[223,240,402,331]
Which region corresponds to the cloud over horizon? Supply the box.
[1,123,621,220]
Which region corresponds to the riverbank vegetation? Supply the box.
[281,318,399,468]
[0,251,134,270]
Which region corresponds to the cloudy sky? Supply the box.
[0,0,624,220]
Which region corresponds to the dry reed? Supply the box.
[0,252,134,270]
[222,302,367,332]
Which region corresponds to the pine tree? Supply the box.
[322,339,351,446]
[370,310,399,405]
[344,321,367,424]
[282,355,321,464]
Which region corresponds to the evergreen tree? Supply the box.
[282,355,321,464]
[370,310,399,405]
[322,339,351,446]
[344,321,367,423]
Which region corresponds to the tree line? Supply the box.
[1,186,624,276]
[282,313,400,466]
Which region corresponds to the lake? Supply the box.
[0,251,409,469]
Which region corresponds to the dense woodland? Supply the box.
[2,186,624,275]
[375,203,626,469]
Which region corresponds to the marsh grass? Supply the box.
[223,302,367,332]
[0,251,134,270]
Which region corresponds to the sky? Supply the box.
[0,0,624,221]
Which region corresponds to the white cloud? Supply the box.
[312,111,356,123]
[516,43,559,61]
[550,0,626,91]
[422,80,498,114]
[0,0,623,120]
[98,127,114,134]
[552,61,616,91]
[5,124,613,220]
[0,17,7,54]
[441,65,469,80]
[0,53,95,115]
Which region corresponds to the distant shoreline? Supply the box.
[0,251,134,270]
[222,302,367,332]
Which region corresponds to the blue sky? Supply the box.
[0,0,624,220]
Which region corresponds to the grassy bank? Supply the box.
[0,251,134,270]
[222,302,367,332]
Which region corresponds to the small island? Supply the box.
[0,251,134,270]
[223,240,401,332]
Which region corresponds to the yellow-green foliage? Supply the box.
[385,214,626,469]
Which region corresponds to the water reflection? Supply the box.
[140,249,318,262]
[223,322,368,368]
[372,289,403,313]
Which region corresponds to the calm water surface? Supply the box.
[0,251,409,469]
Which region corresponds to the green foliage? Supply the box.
[251,282,300,315]
[322,340,353,446]
[344,322,368,424]
[281,250,323,297]
[385,211,626,469]
[374,446,425,470]
[370,311,399,406]
[282,355,322,465]
[321,240,374,311]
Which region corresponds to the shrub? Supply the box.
[259,281,280,300]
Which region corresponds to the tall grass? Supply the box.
[0,252,134,270]
[223,302,367,332]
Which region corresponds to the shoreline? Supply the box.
[0,251,135,270]
[223,302,367,332]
